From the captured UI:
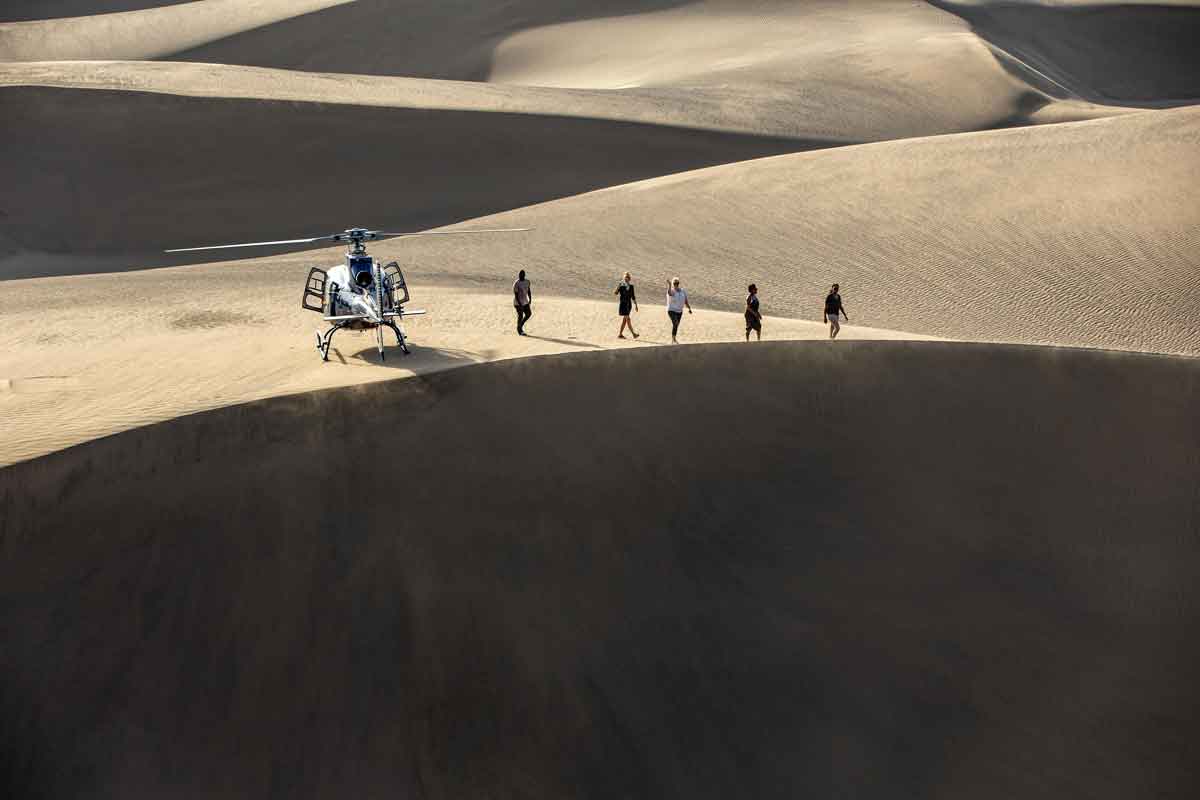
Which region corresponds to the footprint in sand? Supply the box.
[0,376,81,395]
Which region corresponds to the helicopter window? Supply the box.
[350,256,374,288]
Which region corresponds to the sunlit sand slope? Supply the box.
[375,106,1200,356]
[2,342,1198,798]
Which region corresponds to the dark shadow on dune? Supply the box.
[2,341,1198,798]
[170,0,697,81]
[0,86,828,279]
[521,333,604,348]
[979,89,1054,130]
[332,342,480,370]
[0,1,194,22]
[929,1,1200,103]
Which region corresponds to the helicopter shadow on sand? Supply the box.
[326,341,483,373]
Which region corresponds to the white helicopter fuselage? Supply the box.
[326,260,385,329]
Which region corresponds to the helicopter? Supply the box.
[167,226,528,361]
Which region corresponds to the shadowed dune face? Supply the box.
[932,1,1200,102]
[0,86,811,267]
[2,343,1198,799]
[171,0,695,81]
[174,0,1034,137]
[0,1,195,22]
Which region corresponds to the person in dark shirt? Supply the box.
[745,283,762,341]
[513,269,532,335]
[614,271,640,339]
[824,283,848,339]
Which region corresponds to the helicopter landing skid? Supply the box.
[387,321,411,356]
[316,320,409,361]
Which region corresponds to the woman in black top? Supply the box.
[745,283,762,341]
[614,271,640,339]
[824,283,848,339]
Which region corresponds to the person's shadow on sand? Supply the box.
[520,334,604,349]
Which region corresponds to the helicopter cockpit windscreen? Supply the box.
[349,256,374,289]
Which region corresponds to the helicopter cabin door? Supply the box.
[301,267,327,313]
[382,261,410,308]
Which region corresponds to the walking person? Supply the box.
[745,283,762,341]
[513,269,532,335]
[666,276,692,343]
[614,271,640,339]
[824,283,848,339]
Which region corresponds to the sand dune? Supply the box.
[0,270,935,468]
[2,342,1197,798]
[171,0,694,81]
[179,0,1058,139]
[933,0,1200,103]
[1,1,196,22]
[353,106,1200,356]
[2,0,1165,277]
[2,1,1127,139]
[0,1,356,61]
[0,44,1195,473]
[2,2,1199,795]
[0,77,810,273]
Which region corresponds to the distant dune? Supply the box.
[179,0,1053,135]
[4,0,1188,285]
[0,1,357,58]
[933,0,1200,103]
[0,1,196,22]
[0,78,811,271]
[2,342,1198,798]
[365,106,1200,356]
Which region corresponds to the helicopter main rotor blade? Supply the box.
[371,228,531,239]
[164,235,337,253]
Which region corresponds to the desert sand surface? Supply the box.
[2,343,1198,798]
[0,269,935,467]
[375,107,1199,355]
[2,1,1200,796]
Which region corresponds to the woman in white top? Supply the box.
[666,277,692,343]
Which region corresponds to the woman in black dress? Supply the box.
[614,271,640,339]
